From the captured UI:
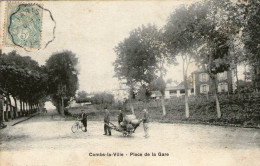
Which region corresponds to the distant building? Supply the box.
[165,84,194,98]
[192,68,236,95]
[164,68,235,98]
[150,91,162,99]
[69,100,91,108]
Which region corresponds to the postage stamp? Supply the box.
[3,2,43,49]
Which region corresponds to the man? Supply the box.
[80,110,87,132]
[142,109,149,138]
[103,107,111,136]
[118,108,124,125]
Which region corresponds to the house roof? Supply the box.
[166,84,193,90]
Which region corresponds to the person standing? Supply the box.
[118,109,124,125]
[80,110,87,132]
[103,107,111,136]
[142,109,149,138]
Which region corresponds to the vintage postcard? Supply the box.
[0,0,259,166]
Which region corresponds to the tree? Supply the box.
[76,91,88,103]
[0,50,48,118]
[164,0,242,119]
[88,92,114,105]
[114,25,158,113]
[241,0,260,91]
[164,3,206,118]
[114,24,173,115]
[45,51,79,116]
[193,0,241,118]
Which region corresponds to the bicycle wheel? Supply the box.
[71,123,78,133]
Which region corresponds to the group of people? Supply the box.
[79,107,149,137]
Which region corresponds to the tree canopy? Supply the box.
[45,51,79,115]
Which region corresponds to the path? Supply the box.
[0,109,259,166]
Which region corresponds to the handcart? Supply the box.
[105,119,143,136]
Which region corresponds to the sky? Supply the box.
[0,0,243,93]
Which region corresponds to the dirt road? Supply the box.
[0,110,259,166]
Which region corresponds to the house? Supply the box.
[150,91,162,99]
[192,68,235,95]
[69,100,83,108]
[165,83,194,99]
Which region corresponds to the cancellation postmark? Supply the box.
[3,2,43,49]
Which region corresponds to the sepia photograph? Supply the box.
[0,0,259,166]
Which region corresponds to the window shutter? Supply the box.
[200,85,203,93]
[224,71,227,80]
[3,103,6,112]
[225,83,228,92]
[206,84,209,92]
[199,74,202,82]
[218,83,221,92]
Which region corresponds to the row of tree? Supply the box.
[113,0,259,118]
[0,50,79,119]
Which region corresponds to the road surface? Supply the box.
[0,110,260,166]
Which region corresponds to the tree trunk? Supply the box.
[20,101,23,116]
[25,102,28,115]
[144,99,148,110]
[0,94,4,122]
[183,75,190,118]
[244,64,247,82]
[161,96,166,116]
[36,104,39,112]
[5,98,9,121]
[184,93,189,118]
[14,97,17,119]
[33,104,35,113]
[61,97,64,116]
[182,57,190,118]
[23,102,25,115]
[28,103,32,114]
[22,101,25,116]
[57,101,61,114]
[213,77,221,118]
[129,98,135,114]
[215,93,221,118]
[235,65,239,90]
[7,96,13,119]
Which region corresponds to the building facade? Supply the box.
[192,69,235,95]
[165,84,194,98]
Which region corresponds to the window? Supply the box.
[191,88,194,93]
[200,73,209,82]
[200,84,209,93]
[218,71,227,81]
[169,90,177,94]
[218,82,228,92]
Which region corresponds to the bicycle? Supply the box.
[71,118,85,133]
